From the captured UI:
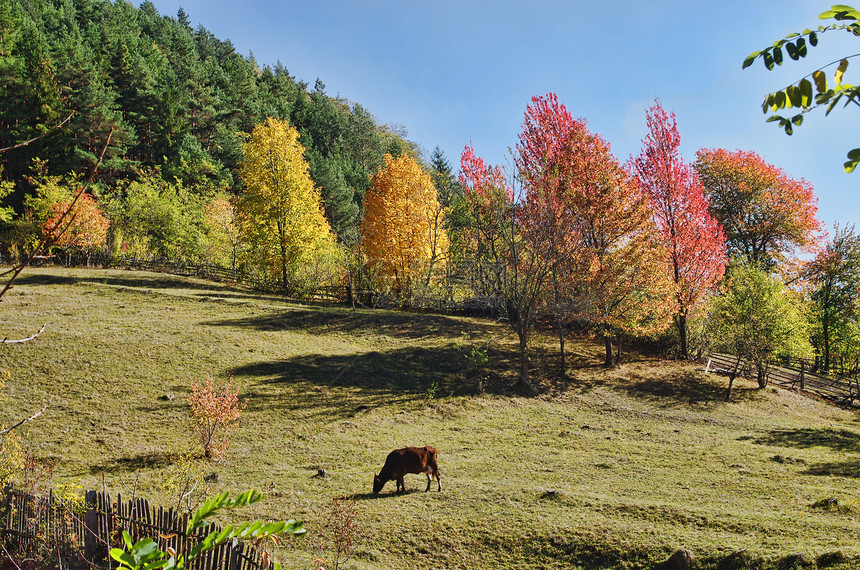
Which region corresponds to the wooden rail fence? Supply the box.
[705,353,860,405]
[0,485,277,569]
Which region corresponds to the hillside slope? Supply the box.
[1,268,860,569]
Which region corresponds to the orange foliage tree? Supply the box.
[187,375,247,460]
[694,148,821,271]
[361,153,448,297]
[41,192,109,265]
[629,101,727,358]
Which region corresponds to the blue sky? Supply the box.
[148,1,859,233]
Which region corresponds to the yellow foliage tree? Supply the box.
[361,153,449,295]
[237,117,338,293]
[202,195,242,272]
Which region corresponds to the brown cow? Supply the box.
[373,446,441,495]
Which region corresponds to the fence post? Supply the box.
[228,539,244,570]
[800,360,805,391]
[84,490,98,561]
[0,483,12,539]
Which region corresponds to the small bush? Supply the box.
[187,375,246,459]
[313,496,361,570]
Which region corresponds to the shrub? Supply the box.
[187,375,246,459]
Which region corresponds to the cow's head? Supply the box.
[372,474,385,495]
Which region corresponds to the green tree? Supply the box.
[430,146,462,208]
[711,261,812,399]
[805,224,860,372]
[743,5,860,172]
[237,117,338,294]
[105,171,204,261]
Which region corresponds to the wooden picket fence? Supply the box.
[0,485,277,569]
[705,353,860,404]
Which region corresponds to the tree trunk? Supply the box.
[557,313,566,377]
[515,328,536,394]
[726,355,742,401]
[615,337,623,366]
[677,312,688,359]
[603,336,613,367]
[756,361,768,388]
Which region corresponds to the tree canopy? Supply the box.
[0,0,413,240]
[694,148,821,272]
[629,101,727,358]
[237,117,337,294]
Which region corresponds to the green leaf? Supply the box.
[284,520,306,536]
[810,31,819,46]
[786,85,802,107]
[820,9,838,18]
[784,121,793,135]
[774,90,787,109]
[743,51,761,69]
[799,78,814,106]
[796,37,808,57]
[786,42,799,60]
[773,46,784,65]
[766,115,784,123]
[791,114,804,126]
[110,549,137,567]
[764,51,775,70]
[847,148,860,160]
[134,540,160,558]
[826,91,844,114]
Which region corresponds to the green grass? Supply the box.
[3,267,860,569]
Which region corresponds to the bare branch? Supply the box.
[0,113,74,154]
[0,128,113,304]
[0,542,24,570]
[0,324,46,344]
[0,406,46,435]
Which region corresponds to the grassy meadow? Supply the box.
[2,267,860,569]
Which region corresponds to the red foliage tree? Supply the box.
[629,101,727,358]
[694,148,821,271]
[517,94,672,368]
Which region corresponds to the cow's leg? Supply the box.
[397,476,405,493]
[427,461,442,491]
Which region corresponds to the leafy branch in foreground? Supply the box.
[743,5,860,172]
[110,490,305,570]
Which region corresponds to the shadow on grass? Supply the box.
[803,458,860,478]
[16,271,231,292]
[91,451,180,475]
[232,345,516,420]
[618,370,762,407]
[344,489,429,501]
[206,308,480,341]
[753,427,860,453]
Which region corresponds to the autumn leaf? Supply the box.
[835,58,849,85]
